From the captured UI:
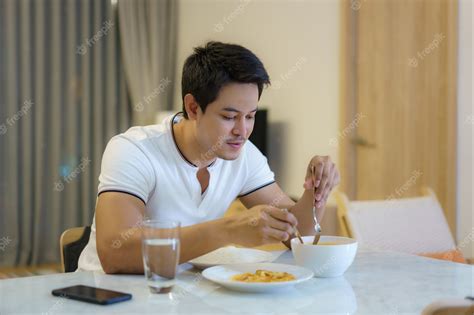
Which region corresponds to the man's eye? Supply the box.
[246,115,255,120]
[222,116,235,121]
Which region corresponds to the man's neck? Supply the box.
[172,119,216,169]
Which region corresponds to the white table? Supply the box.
[1,249,472,314]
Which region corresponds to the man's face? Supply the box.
[194,83,259,161]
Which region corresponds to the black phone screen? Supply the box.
[52,285,132,305]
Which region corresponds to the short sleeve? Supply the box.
[98,136,156,204]
[238,141,275,197]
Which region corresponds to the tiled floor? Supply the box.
[0,264,62,279]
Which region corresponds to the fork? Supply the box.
[282,208,304,244]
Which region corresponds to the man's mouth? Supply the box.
[226,140,244,149]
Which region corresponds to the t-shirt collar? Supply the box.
[169,112,218,169]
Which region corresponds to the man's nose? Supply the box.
[232,117,246,137]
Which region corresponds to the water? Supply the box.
[142,238,180,293]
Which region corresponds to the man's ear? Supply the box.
[183,94,200,120]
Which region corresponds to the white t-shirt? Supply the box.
[77,113,275,272]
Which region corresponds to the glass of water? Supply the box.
[141,220,181,294]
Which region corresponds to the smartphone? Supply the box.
[52,285,132,305]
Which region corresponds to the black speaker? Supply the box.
[249,109,268,156]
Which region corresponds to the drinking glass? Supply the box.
[141,220,181,293]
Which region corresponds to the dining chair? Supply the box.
[335,187,466,263]
[421,297,474,315]
[59,226,91,272]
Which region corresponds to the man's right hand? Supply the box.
[95,194,298,274]
[225,205,298,247]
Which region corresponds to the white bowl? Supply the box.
[291,235,358,277]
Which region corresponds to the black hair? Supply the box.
[181,41,270,119]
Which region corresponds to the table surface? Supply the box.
[0,249,472,315]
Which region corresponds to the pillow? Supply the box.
[419,249,467,264]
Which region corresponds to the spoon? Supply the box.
[311,165,322,245]
[312,204,322,245]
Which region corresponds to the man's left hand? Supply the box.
[303,156,340,208]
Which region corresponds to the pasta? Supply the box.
[231,269,296,282]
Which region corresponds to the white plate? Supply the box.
[188,246,274,269]
[202,263,314,293]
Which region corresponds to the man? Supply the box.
[78,41,340,274]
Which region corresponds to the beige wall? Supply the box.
[456,0,473,259]
[174,0,472,259]
[174,0,341,199]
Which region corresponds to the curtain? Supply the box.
[118,0,177,125]
[0,0,131,267]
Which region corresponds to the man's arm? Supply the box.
[96,192,230,274]
[96,191,297,274]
